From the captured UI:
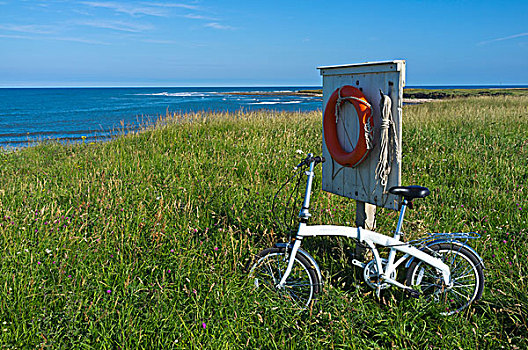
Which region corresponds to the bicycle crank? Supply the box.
[363,258,396,290]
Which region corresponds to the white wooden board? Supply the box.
[318,61,405,210]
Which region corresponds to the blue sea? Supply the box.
[0,86,322,147]
[1,85,526,148]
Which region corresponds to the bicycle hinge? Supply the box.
[392,230,404,237]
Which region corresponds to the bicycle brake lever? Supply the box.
[293,156,310,170]
[314,156,326,164]
[294,155,325,170]
[293,160,306,170]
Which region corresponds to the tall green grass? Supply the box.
[0,96,527,348]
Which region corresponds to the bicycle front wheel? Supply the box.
[405,243,484,316]
[247,247,320,309]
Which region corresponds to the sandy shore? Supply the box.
[403,98,436,104]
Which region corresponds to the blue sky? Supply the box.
[0,0,526,87]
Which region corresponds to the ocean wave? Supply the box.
[249,101,302,105]
[225,90,294,94]
[133,92,210,97]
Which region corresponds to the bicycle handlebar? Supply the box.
[294,154,326,170]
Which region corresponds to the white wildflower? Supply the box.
[296,149,303,154]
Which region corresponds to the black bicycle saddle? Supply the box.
[388,186,430,200]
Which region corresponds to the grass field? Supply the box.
[404,87,528,99]
[1,95,527,348]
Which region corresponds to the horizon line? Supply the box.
[1,83,528,89]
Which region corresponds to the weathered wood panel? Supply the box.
[318,61,405,210]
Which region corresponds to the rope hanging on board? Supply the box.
[375,91,401,189]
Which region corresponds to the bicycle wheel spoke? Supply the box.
[262,260,278,282]
[274,257,284,280]
[420,269,440,279]
[288,289,307,300]
[448,288,471,302]
[254,269,274,286]
[286,282,313,288]
[452,281,476,289]
[453,273,475,282]
[454,265,473,280]
[420,283,438,293]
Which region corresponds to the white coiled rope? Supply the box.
[375,91,400,188]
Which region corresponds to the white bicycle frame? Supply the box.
[277,155,452,294]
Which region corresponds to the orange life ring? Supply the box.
[323,85,373,167]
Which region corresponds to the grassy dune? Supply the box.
[404,87,528,99]
[1,96,527,348]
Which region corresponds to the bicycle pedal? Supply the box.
[407,289,421,299]
[351,259,365,268]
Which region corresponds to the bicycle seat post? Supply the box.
[382,197,409,275]
[388,185,430,239]
[394,198,408,239]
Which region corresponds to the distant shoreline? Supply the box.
[222,87,528,103]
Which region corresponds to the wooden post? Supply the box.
[355,201,376,258]
[355,201,376,230]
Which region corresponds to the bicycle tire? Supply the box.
[247,247,320,308]
[405,243,484,316]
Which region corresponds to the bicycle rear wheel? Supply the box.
[247,247,320,308]
[405,243,484,316]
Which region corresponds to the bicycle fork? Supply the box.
[276,238,302,289]
[277,154,316,289]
